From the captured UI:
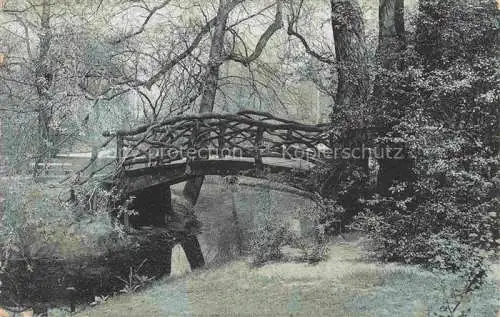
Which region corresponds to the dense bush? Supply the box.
[354,0,499,270]
[0,181,128,269]
[248,215,297,265]
[355,124,499,264]
[428,237,491,317]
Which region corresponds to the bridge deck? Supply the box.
[108,158,314,193]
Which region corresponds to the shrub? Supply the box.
[248,214,297,265]
[354,123,498,264]
[427,237,491,317]
[247,192,346,265]
[0,180,129,267]
[355,0,499,268]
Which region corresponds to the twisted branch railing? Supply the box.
[104,110,333,171]
[66,110,386,187]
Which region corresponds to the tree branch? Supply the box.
[142,17,216,89]
[228,1,283,66]
[286,0,336,65]
[111,0,172,44]
[143,0,245,89]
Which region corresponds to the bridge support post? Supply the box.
[128,184,170,227]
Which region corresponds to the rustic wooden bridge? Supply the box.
[97,110,344,193]
[73,109,387,236]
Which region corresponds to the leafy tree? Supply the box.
[355,0,499,269]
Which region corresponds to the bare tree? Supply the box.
[101,0,286,267]
[169,0,285,205]
[0,0,152,173]
[0,0,92,171]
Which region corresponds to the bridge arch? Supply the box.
[87,110,395,273]
[113,159,314,194]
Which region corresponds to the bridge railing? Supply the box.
[111,110,332,171]
[67,111,387,186]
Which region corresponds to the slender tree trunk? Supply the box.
[197,3,229,114]
[179,0,233,270]
[183,0,283,204]
[374,0,413,194]
[179,0,282,266]
[182,0,231,205]
[377,0,405,69]
[36,0,52,154]
[33,0,53,176]
[330,0,370,122]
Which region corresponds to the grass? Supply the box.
[6,178,495,316]
[71,240,499,317]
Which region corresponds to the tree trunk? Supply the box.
[179,1,234,268]
[330,0,370,123]
[182,0,231,205]
[377,0,405,69]
[179,234,205,269]
[329,0,370,188]
[180,0,283,266]
[34,0,53,175]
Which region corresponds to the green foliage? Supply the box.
[72,181,137,233]
[0,181,129,267]
[247,192,345,265]
[296,195,342,263]
[416,0,498,69]
[302,193,345,238]
[428,238,490,317]
[357,0,499,265]
[375,0,499,131]
[355,122,498,263]
[117,260,155,294]
[354,7,498,317]
[355,0,499,304]
[248,214,297,265]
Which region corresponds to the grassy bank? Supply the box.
[72,240,499,317]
